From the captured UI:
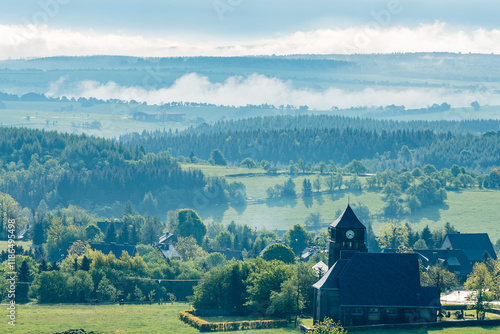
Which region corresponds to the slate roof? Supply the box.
[159,232,177,245]
[273,229,287,238]
[209,249,244,261]
[339,253,438,307]
[312,261,329,277]
[97,221,124,233]
[314,253,439,308]
[301,246,320,261]
[158,244,182,261]
[381,248,473,277]
[312,259,348,290]
[417,249,472,275]
[330,205,366,229]
[441,233,497,262]
[91,242,136,257]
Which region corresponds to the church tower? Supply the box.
[328,204,367,267]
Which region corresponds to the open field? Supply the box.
[0,303,297,334]
[2,303,500,334]
[183,164,500,241]
[1,99,500,141]
[0,240,33,250]
[0,105,189,139]
[354,327,500,334]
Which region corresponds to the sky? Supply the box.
[1,0,500,59]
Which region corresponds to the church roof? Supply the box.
[313,252,439,308]
[330,205,366,229]
[312,259,348,290]
[338,253,438,308]
[440,233,497,262]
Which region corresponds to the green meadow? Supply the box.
[1,303,297,334]
[0,240,32,250]
[2,303,499,334]
[0,105,188,139]
[1,99,500,140]
[183,164,500,241]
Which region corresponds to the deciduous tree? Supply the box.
[262,244,295,264]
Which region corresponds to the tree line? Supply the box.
[0,127,244,221]
[122,119,500,172]
[127,114,500,137]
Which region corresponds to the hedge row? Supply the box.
[178,310,289,332]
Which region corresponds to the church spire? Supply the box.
[328,204,367,267]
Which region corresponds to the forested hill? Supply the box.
[121,116,500,172]
[0,127,239,214]
[175,115,500,135]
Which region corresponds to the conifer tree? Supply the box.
[38,259,48,273]
[302,179,312,197]
[81,255,90,271]
[17,260,30,302]
[118,222,129,244]
[32,222,45,245]
[105,222,117,243]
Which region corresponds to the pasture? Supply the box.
[184,164,500,242]
[2,303,499,334]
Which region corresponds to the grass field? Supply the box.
[354,327,500,334]
[2,99,500,141]
[0,104,189,139]
[1,303,298,334]
[183,164,500,241]
[2,303,499,334]
[0,240,33,250]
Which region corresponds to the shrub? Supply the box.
[178,310,288,332]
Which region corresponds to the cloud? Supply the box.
[46,73,498,110]
[2,22,500,60]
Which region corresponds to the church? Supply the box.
[313,205,439,326]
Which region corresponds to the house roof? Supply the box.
[330,205,366,229]
[301,246,320,260]
[159,232,176,244]
[441,233,497,262]
[381,248,473,276]
[158,244,182,261]
[209,249,244,261]
[312,261,329,277]
[97,221,124,233]
[91,242,136,257]
[416,249,472,275]
[133,111,159,116]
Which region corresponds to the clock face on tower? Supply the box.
[346,230,355,239]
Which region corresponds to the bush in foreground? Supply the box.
[179,309,288,332]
